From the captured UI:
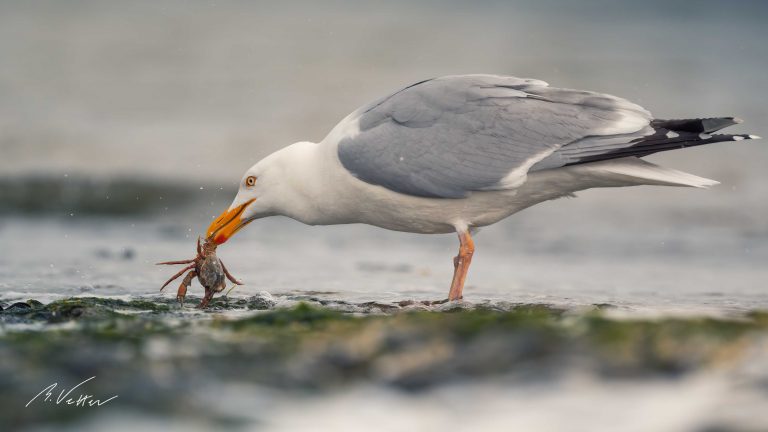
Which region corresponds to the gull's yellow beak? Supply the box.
[206,199,255,245]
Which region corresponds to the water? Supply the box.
[2,188,767,314]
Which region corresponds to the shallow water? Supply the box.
[2,186,767,317]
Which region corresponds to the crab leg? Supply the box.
[198,289,215,309]
[156,259,195,265]
[160,264,194,290]
[220,260,243,285]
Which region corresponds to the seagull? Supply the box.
[205,74,758,301]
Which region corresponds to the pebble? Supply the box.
[248,291,277,310]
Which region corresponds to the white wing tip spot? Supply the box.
[699,133,712,140]
[749,134,762,140]
[666,131,679,139]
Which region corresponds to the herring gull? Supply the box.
[205,74,759,301]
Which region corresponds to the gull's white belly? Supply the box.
[296,147,580,234]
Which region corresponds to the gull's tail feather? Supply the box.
[581,157,720,188]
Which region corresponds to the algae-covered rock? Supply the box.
[582,314,764,376]
[0,297,171,324]
[6,302,32,312]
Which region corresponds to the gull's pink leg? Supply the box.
[448,230,474,301]
[160,264,194,290]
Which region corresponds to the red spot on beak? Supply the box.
[206,199,255,245]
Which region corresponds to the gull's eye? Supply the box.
[245,176,256,187]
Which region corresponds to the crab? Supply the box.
[157,236,242,308]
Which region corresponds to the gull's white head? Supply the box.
[206,141,316,245]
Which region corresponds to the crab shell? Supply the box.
[199,254,227,294]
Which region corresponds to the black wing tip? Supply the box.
[705,133,759,142]
[559,131,759,167]
[652,117,746,134]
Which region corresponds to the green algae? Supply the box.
[3,298,766,360]
[4,298,765,363]
[219,302,350,331]
[580,314,766,375]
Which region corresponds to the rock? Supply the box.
[26,299,43,308]
[401,303,432,312]
[7,302,32,312]
[248,291,276,310]
[423,298,449,306]
[358,301,401,313]
[435,301,475,312]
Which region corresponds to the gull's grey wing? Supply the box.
[335,74,652,198]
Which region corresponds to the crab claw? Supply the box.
[177,283,188,306]
[172,270,196,307]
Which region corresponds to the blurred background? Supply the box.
[1,0,768,430]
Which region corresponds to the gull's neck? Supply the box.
[262,141,347,225]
